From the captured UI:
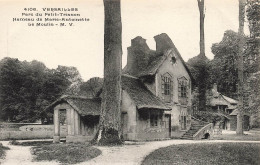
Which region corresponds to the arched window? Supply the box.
[161,73,173,103]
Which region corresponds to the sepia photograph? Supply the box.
[0,0,259,164]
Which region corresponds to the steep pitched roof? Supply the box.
[122,75,171,110]
[229,109,250,116]
[209,86,238,109]
[222,95,238,105]
[47,95,101,116]
[210,96,229,106]
[122,34,194,83]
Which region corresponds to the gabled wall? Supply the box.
[154,50,192,135]
[121,90,137,140]
[155,50,192,104]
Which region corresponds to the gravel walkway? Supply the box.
[79,140,260,165]
[0,140,58,165]
[0,140,259,165]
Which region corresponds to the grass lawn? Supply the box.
[13,141,101,164]
[32,143,101,164]
[213,129,260,141]
[0,143,9,159]
[142,143,260,165]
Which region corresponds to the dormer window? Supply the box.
[161,73,173,103]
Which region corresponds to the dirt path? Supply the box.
[0,141,33,165]
[1,140,259,165]
[0,141,58,165]
[79,140,260,165]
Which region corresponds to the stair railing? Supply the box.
[192,123,213,140]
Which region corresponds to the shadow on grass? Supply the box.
[142,143,260,165]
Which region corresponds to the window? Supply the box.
[161,73,173,103]
[178,77,189,105]
[150,114,158,127]
[164,77,171,95]
[178,77,188,98]
[180,81,187,97]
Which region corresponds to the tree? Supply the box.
[210,30,241,99]
[56,65,83,95]
[93,0,123,145]
[187,0,209,112]
[0,57,71,122]
[197,0,205,56]
[0,58,24,121]
[244,0,260,127]
[187,55,210,112]
[236,0,246,135]
[79,77,103,98]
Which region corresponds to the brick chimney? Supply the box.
[126,36,150,75]
[154,33,175,54]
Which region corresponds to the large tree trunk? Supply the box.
[197,0,207,111]
[236,0,246,135]
[93,0,123,145]
[197,0,205,56]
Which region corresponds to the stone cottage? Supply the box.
[49,33,195,143]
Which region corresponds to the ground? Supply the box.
[141,143,260,165]
[0,129,259,165]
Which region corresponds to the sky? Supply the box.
[0,0,249,81]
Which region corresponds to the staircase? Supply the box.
[181,117,213,140]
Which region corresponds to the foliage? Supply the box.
[246,0,260,39]
[142,143,260,165]
[31,143,101,164]
[0,57,81,123]
[79,77,103,97]
[244,0,260,122]
[209,30,243,99]
[193,110,226,124]
[187,54,210,111]
[56,65,83,95]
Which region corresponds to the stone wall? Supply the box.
[0,124,66,140]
